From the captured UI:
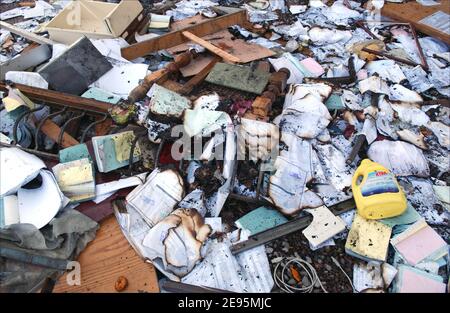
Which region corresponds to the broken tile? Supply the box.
[235,206,288,235]
[205,62,271,95]
[302,205,346,248]
[39,36,112,95]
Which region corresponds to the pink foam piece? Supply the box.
[357,69,368,80]
[399,268,446,293]
[394,225,447,266]
[300,58,324,76]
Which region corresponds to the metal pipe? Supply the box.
[57,111,86,147]
[34,107,67,150]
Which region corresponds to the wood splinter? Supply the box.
[181,31,241,64]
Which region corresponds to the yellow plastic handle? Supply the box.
[352,166,366,188]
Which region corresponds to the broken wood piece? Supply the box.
[127,68,170,103]
[160,80,184,94]
[0,82,113,115]
[168,29,275,64]
[181,31,240,63]
[0,21,55,46]
[243,68,290,120]
[244,97,272,120]
[45,0,144,45]
[121,8,247,60]
[269,68,290,94]
[53,216,159,293]
[161,280,234,293]
[127,50,195,103]
[256,61,271,73]
[179,54,215,77]
[180,56,220,95]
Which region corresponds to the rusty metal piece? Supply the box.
[80,114,108,143]
[13,105,46,145]
[409,23,429,71]
[312,56,356,85]
[361,47,419,67]
[230,198,356,255]
[355,20,379,40]
[354,21,429,71]
[57,111,86,147]
[34,107,67,150]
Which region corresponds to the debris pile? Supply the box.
[0,0,449,293]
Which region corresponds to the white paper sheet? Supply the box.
[126,169,184,226]
[0,147,46,197]
[93,173,147,204]
[17,170,65,229]
[92,63,149,97]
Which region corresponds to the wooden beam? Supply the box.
[0,21,56,46]
[121,8,247,60]
[381,1,450,45]
[181,31,240,63]
[0,82,112,115]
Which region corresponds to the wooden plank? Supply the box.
[0,82,112,115]
[381,1,450,44]
[53,216,160,293]
[0,21,56,45]
[181,31,241,63]
[121,8,247,60]
[160,79,184,93]
[170,14,209,31]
